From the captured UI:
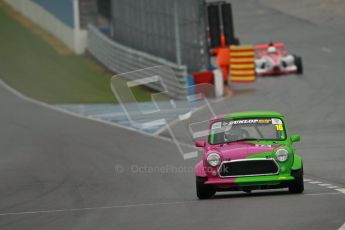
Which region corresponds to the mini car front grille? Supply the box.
[218,159,279,178]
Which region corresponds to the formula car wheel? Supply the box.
[196,177,215,199]
[289,167,304,194]
[294,55,303,74]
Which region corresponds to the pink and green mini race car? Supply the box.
[194,111,303,199]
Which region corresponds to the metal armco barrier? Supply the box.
[229,45,256,83]
[87,25,189,99]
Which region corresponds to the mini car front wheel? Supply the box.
[289,167,304,194]
[196,177,216,199]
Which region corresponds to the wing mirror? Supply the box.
[290,134,301,143]
[195,140,206,147]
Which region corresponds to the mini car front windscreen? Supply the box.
[209,118,286,145]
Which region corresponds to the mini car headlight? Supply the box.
[275,149,289,162]
[207,153,221,167]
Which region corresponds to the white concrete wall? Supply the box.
[4,0,87,54]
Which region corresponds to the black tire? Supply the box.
[243,189,252,193]
[289,167,304,194]
[196,177,216,199]
[294,55,303,74]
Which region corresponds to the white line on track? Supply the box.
[0,190,340,217]
[319,183,332,187]
[338,222,345,230]
[327,186,339,189]
[336,188,345,194]
[0,200,198,217]
[309,181,322,184]
[304,192,341,196]
[305,178,345,196]
[0,188,342,218]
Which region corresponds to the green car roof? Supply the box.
[223,111,285,120]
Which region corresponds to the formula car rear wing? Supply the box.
[255,43,285,50]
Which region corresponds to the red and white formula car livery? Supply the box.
[255,42,303,76]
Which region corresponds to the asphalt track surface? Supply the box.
[1,0,345,229]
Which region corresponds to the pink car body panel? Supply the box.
[195,142,280,178]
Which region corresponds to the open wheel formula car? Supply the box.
[255,43,303,76]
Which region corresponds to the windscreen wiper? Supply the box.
[228,138,261,143]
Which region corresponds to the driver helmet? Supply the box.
[268,46,276,54]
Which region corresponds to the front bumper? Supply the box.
[205,174,295,190]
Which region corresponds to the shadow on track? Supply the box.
[211,189,292,200]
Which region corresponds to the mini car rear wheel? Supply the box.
[294,55,303,74]
[196,177,216,199]
[289,167,304,194]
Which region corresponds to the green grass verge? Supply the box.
[0,6,153,104]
